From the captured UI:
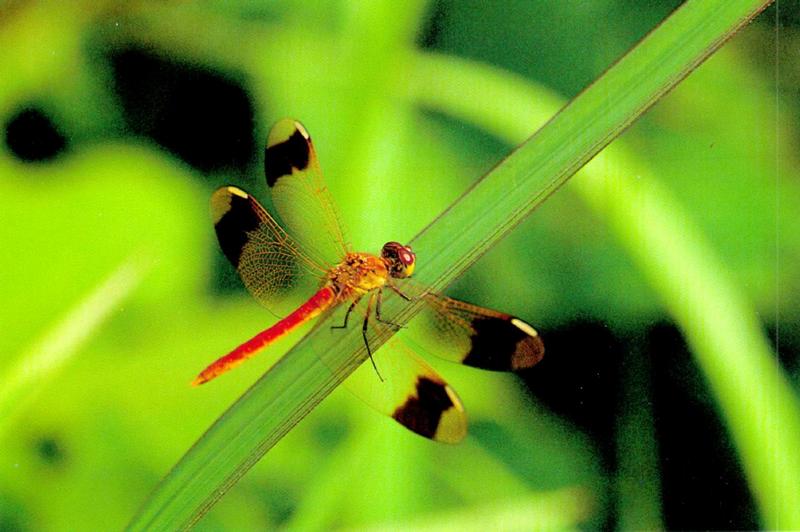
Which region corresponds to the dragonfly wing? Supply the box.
[406,291,544,372]
[212,185,327,315]
[343,340,467,443]
[265,119,350,267]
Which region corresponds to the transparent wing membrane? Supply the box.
[211,186,327,315]
[343,337,467,443]
[405,289,545,372]
[265,119,350,268]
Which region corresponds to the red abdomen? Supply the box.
[193,286,336,385]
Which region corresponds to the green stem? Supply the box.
[405,30,799,530]
[128,1,774,528]
[0,255,150,437]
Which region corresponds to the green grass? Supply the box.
[127,1,783,529]
[408,46,800,530]
[0,1,794,530]
[0,255,151,437]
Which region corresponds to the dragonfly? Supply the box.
[193,118,544,443]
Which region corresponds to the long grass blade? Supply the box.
[128,1,771,528]
[0,255,150,437]
[405,14,800,529]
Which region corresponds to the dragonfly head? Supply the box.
[381,242,415,279]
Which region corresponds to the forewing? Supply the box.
[343,339,467,443]
[211,185,326,315]
[265,119,350,267]
[407,291,545,372]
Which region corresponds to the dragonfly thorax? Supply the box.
[327,253,391,298]
[327,243,415,299]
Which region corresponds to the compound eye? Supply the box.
[382,242,416,278]
[399,246,415,266]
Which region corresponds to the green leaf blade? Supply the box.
[406,2,800,528]
[128,1,774,528]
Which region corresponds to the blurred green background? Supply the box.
[1,1,797,530]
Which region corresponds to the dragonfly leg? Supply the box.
[362,292,384,382]
[388,283,414,301]
[331,296,361,330]
[374,288,403,330]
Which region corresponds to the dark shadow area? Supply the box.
[4,107,67,162]
[522,320,771,530]
[109,48,256,174]
[648,323,758,530]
